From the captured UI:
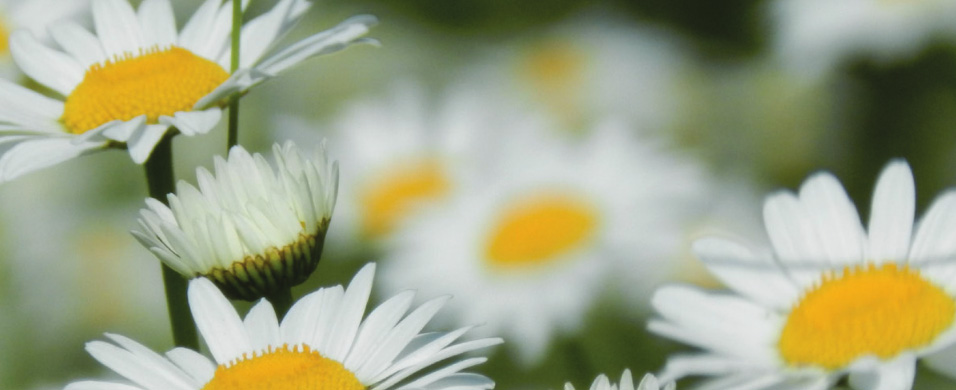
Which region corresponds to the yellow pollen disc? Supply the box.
[61,46,229,134]
[360,160,450,237]
[202,344,365,390]
[0,18,8,55]
[485,193,599,267]
[522,43,584,94]
[779,263,956,369]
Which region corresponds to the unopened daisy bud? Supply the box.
[133,141,337,301]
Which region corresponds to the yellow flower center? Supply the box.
[485,193,599,268]
[359,160,450,238]
[61,46,229,134]
[779,263,956,370]
[0,18,9,56]
[202,344,365,390]
[522,43,584,95]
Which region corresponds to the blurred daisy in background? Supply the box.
[133,142,337,301]
[770,0,956,78]
[565,370,675,390]
[280,82,513,252]
[651,160,956,389]
[66,264,502,390]
[381,118,705,364]
[0,0,89,79]
[460,17,692,133]
[0,0,374,183]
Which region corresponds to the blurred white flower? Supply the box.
[651,160,956,389]
[460,16,692,133]
[280,82,518,250]
[66,264,502,390]
[565,370,675,390]
[0,0,375,183]
[133,142,337,300]
[0,0,90,79]
[771,0,956,77]
[381,119,705,364]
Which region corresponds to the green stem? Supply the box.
[266,287,293,320]
[226,0,242,149]
[143,134,199,350]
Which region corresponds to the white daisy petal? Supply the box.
[0,137,105,184]
[255,15,378,77]
[49,23,108,69]
[92,0,146,58]
[165,347,216,384]
[325,263,376,361]
[10,30,85,96]
[177,0,225,57]
[0,78,65,133]
[126,123,167,164]
[188,277,252,364]
[137,0,177,48]
[692,238,799,309]
[85,340,192,390]
[159,109,222,137]
[763,191,827,267]
[243,299,281,352]
[848,354,916,390]
[797,171,866,264]
[866,160,915,264]
[234,0,311,68]
[65,382,144,390]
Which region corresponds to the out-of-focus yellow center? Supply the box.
[61,46,229,134]
[0,18,9,55]
[522,43,584,94]
[779,263,955,370]
[485,194,599,267]
[201,344,364,390]
[360,160,450,237]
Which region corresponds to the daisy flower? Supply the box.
[314,82,512,244]
[650,160,956,389]
[771,0,956,77]
[0,0,375,183]
[381,119,705,364]
[65,263,502,390]
[132,141,337,301]
[278,81,522,252]
[461,17,691,132]
[565,370,675,390]
[0,0,89,78]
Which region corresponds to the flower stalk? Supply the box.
[143,133,199,350]
[226,0,242,149]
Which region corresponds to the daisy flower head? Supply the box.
[462,17,690,132]
[0,0,89,78]
[565,370,675,390]
[650,160,956,389]
[0,0,375,184]
[771,0,956,78]
[381,119,705,364]
[133,141,337,301]
[312,82,507,245]
[65,263,502,390]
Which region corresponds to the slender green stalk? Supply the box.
[226,0,242,149]
[143,134,199,350]
[265,287,294,320]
